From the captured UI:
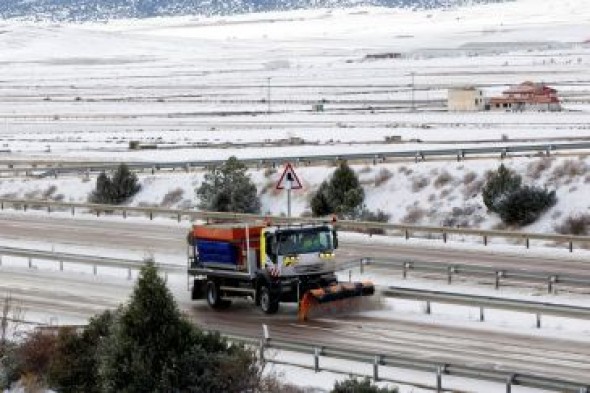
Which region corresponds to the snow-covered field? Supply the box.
[2,0,590,391]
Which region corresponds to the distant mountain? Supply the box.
[0,0,512,21]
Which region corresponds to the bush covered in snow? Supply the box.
[331,377,398,393]
[310,162,364,218]
[495,186,557,227]
[483,164,556,227]
[555,214,590,236]
[197,156,261,214]
[90,164,140,205]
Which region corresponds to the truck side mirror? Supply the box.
[332,230,338,249]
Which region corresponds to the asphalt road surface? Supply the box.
[0,212,589,386]
[0,212,588,276]
[2,267,590,385]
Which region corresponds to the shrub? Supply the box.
[331,377,398,393]
[47,311,114,393]
[90,164,140,205]
[402,207,425,224]
[310,162,364,218]
[160,188,184,207]
[42,185,57,199]
[98,262,259,392]
[411,176,429,192]
[482,164,522,213]
[495,186,557,226]
[197,156,260,214]
[434,171,453,189]
[374,168,393,187]
[527,157,553,179]
[551,159,587,179]
[463,171,477,185]
[310,181,332,217]
[555,214,590,236]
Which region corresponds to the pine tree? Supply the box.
[90,164,140,205]
[97,262,258,392]
[47,311,114,393]
[310,162,364,218]
[310,181,332,216]
[197,156,260,213]
[110,164,140,204]
[482,164,522,212]
[496,186,557,226]
[332,377,398,393]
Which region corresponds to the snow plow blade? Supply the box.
[298,281,376,321]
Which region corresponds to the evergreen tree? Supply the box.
[48,311,114,393]
[91,172,113,204]
[310,162,364,218]
[482,164,522,212]
[110,164,141,204]
[332,377,398,393]
[97,262,258,393]
[90,164,140,205]
[496,186,557,226]
[310,181,332,217]
[197,156,260,213]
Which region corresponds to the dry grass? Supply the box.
[551,159,587,179]
[161,188,184,207]
[374,168,393,187]
[463,179,484,200]
[555,214,590,236]
[411,176,429,192]
[527,157,553,179]
[462,171,477,185]
[434,171,454,189]
[402,206,425,224]
[41,185,57,199]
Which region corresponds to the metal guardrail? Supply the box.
[241,334,590,393]
[1,197,589,252]
[382,286,590,328]
[3,142,590,176]
[0,245,182,278]
[3,243,590,327]
[362,258,590,293]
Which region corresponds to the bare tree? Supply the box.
[1,293,24,354]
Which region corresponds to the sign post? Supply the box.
[276,163,303,218]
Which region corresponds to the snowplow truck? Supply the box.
[187,223,374,320]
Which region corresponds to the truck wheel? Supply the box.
[259,286,279,314]
[206,281,231,310]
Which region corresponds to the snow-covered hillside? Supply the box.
[2,155,588,235]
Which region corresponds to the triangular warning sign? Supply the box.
[276,163,303,190]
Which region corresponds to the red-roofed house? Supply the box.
[488,81,561,112]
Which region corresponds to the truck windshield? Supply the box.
[276,228,333,255]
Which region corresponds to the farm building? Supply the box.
[447,87,486,112]
[488,81,562,112]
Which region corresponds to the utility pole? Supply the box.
[267,77,271,114]
[411,72,416,112]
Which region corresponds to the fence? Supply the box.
[2,142,590,176]
[1,197,589,252]
[251,335,590,393]
[361,258,590,293]
[4,244,590,328]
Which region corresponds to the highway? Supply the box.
[0,213,589,277]
[1,267,589,385]
[1,213,590,386]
